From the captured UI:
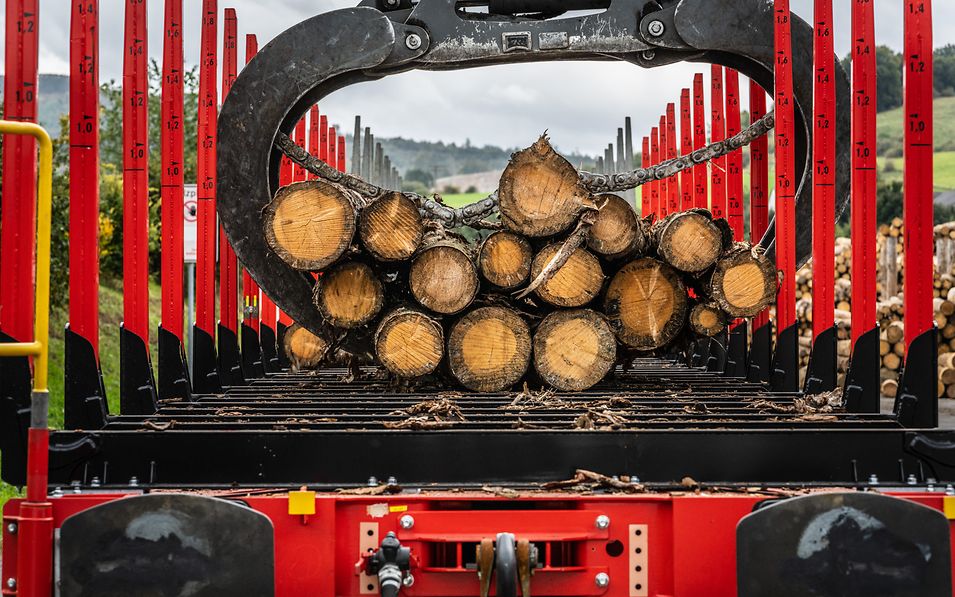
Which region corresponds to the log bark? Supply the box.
[375,308,444,378]
[448,306,531,392]
[313,261,384,329]
[709,245,777,317]
[529,243,604,307]
[688,303,727,337]
[653,210,726,273]
[498,134,595,237]
[588,193,646,260]
[604,258,688,350]
[478,230,533,290]
[283,324,331,370]
[359,191,424,261]
[533,309,616,391]
[263,179,364,271]
[409,232,480,315]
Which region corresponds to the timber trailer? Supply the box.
[1,0,952,595]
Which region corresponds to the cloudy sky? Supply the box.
[2,0,953,154]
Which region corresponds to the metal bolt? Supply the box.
[641,50,656,61]
[387,476,398,486]
[367,476,379,487]
[52,487,63,497]
[6,578,16,590]
[402,573,415,587]
[947,484,955,496]
[595,515,611,530]
[630,475,641,484]
[384,0,399,6]
[399,514,415,530]
[595,572,610,588]
[405,34,422,50]
[129,476,139,487]
[90,476,101,488]
[907,474,918,485]
[868,474,879,485]
[647,20,665,37]
[6,522,17,535]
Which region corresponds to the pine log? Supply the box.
[375,308,444,378]
[689,303,727,337]
[498,135,595,237]
[529,243,604,307]
[313,261,384,329]
[881,378,898,398]
[264,180,363,271]
[359,191,424,261]
[883,352,901,371]
[283,324,330,370]
[478,230,533,290]
[410,235,480,315]
[533,309,616,392]
[604,258,688,350]
[654,210,726,273]
[885,321,904,344]
[709,245,776,317]
[588,193,645,260]
[448,306,531,392]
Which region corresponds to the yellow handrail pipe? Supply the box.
[0,120,53,395]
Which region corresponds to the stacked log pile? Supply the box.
[266,136,775,392]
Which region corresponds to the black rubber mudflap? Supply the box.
[738,492,951,597]
[119,325,158,415]
[60,494,275,597]
[65,326,109,429]
[158,325,192,402]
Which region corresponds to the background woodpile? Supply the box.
[265,137,776,393]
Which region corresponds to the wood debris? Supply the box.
[541,469,645,493]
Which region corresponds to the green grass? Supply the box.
[877,97,955,157]
[877,151,955,192]
[440,193,488,208]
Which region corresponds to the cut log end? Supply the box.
[656,210,724,273]
[479,230,533,289]
[588,194,643,259]
[710,246,777,318]
[689,303,727,337]
[449,306,531,392]
[359,191,424,261]
[375,309,444,378]
[313,261,384,329]
[530,244,604,307]
[283,324,330,370]
[264,180,358,271]
[604,258,688,350]
[499,134,594,237]
[410,242,480,315]
[533,309,616,392]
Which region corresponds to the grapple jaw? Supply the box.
[218,0,850,335]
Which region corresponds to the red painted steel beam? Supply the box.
[774,0,797,339]
[850,0,877,347]
[666,103,679,214]
[692,73,708,210]
[338,135,347,173]
[641,136,651,217]
[293,117,307,181]
[320,115,329,163]
[903,0,934,350]
[123,0,150,344]
[69,0,100,352]
[196,0,218,336]
[659,115,669,217]
[160,0,184,341]
[710,65,726,220]
[680,88,693,212]
[724,69,744,241]
[308,105,320,179]
[328,124,338,171]
[750,80,770,331]
[218,8,239,335]
[243,33,262,330]
[0,0,39,343]
[650,126,660,218]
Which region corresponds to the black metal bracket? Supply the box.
[770,323,799,393]
[725,321,748,378]
[707,332,727,373]
[747,321,772,385]
[192,325,223,394]
[119,325,158,415]
[688,338,709,368]
[241,323,267,379]
[276,322,291,370]
[843,326,880,414]
[158,325,193,402]
[65,326,109,429]
[804,325,837,395]
[217,323,247,387]
[260,323,280,374]
[895,327,939,428]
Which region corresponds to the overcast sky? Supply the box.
[2,0,953,154]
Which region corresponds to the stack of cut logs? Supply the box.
[265,136,776,392]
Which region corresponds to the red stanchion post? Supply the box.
[750,80,770,332]
[319,115,329,163]
[724,68,744,240]
[218,8,239,336]
[328,124,338,170]
[160,0,184,342]
[0,0,39,343]
[308,105,320,178]
[196,0,218,340]
[658,114,669,217]
[650,126,660,218]
[70,0,100,352]
[680,88,693,212]
[338,135,347,173]
[710,64,726,220]
[293,117,307,181]
[665,103,679,214]
[692,73,708,210]
[641,136,650,217]
[243,33,262,331]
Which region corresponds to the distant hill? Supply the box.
[0,74,70,135]
[877,97,955,157]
